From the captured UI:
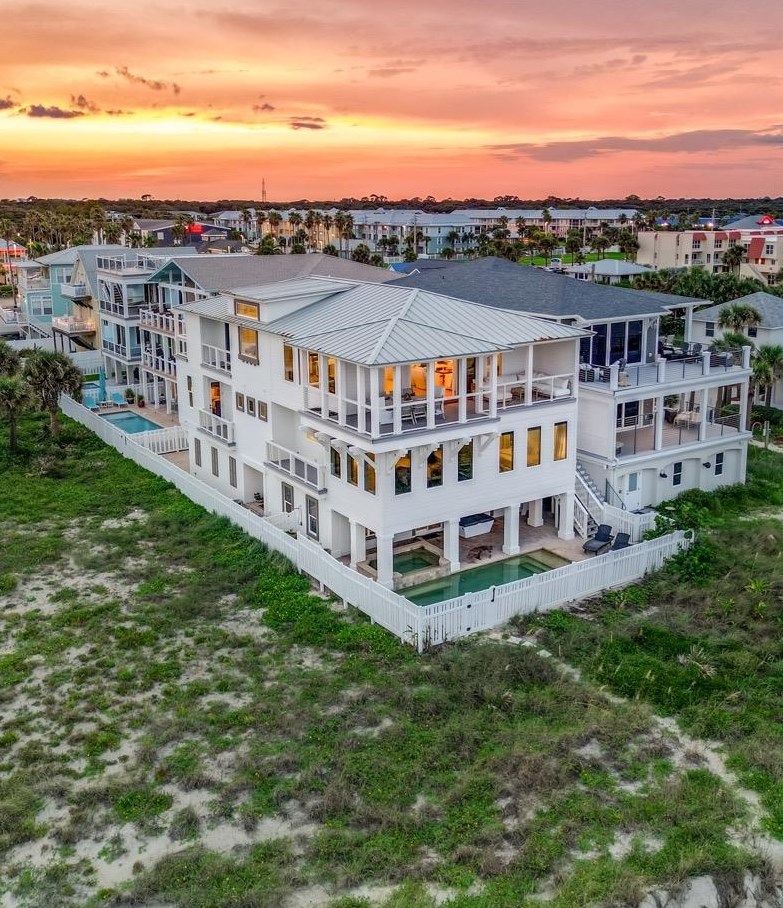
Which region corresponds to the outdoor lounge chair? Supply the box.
[609,532,631,552]
[582,524,614,554]
[111,392,129,408]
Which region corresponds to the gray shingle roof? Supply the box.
[397,257,698,321]
[151,253,400,293]
[692,292,783,328]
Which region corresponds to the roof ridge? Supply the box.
[366,287,420,365]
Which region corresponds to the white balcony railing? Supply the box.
[102,339,141,360]
[201,343,231,374]
[198,408,235,444]
[139,309,175,334]
[60,282,89,299]
[266,442,324,490]
[141,351,177,378]
[52,316,96,334]
[0,307,20,325]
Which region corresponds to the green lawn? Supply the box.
[523,446,783,840]
[518,251,627,267]
[0,414,767,907]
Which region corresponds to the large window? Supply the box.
[305,496,319,539]
[235,300,260,319]
[327,357,336,394]
[308,352,320,386]
[347,454,359,486]
[427,446,443,488]
[330,447,342,478]
[283,344,295,381]
[610,322,625,363]
[238,327,259,364]
[527,427,541,466]
[626,320,643,363]
[364,453,376,494]
[282,482,294,513]
[499,431,514,473]
[592,324,607,365]
[395,452,411,495]
[553,422,568,461]
[458,441,473,481]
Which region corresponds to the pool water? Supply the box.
[404,548,569,606]
[101,411,163,434]
[369,547,440,575]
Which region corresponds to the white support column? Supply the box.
[701,350,711,376]
[458,357,467,423]
[337,361,347,425]
[319,354,328,419]
[443,518,461,573]
[609,362,620,391]
[165,379,173,415]
[527,498,544,528]
[699,387,709,441]
[657,359,667,383]
[488,353,498,419]
[502,504,520,555]
[654,394,664,451]
[557,491,575,540]
[426,361,436,428]
[393,365,402,436]
[375,532,395,588]
[349,520,366,570]
[356,366,366,435]
[684,305,694,342]
[526,345,534,406]
[153,374,160,410]
[369,368,380,437]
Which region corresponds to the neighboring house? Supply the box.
[176,278,585,588]
[16,245,125,345]
[565,260,653,284]
[399,257,752,511]
[691,292,783,409]
[131,219,232,247]
[96,248,198,393]
[637,214,783,286]
[212,209,257,238]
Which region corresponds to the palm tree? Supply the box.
[0,375,32,454]
[267,211,282,236]
[256,210,267,241]
[104,220,122,244]
[721,244,745,274]
[564,230,581,264]
[590,235,610,260]
[753,344,783,406]
[23,350,82,435]
[321,213,334,247]
[0,340,22,377]
[538,233,558,264]
[288,211,303,244]
[541,208,552,233]
[718,303,761,335]
[0,218,19,308]
[240,208,253,240]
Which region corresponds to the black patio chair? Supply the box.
[583,524,614,554]
[609,532,631,552]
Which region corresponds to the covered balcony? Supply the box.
[60,282,89,300]
[141,350,177,378]
[139,308,175,334]
[301,347,576,439]
[102,338,141,361]
[198,408,235,444]
[52,315,96,335]
[201,342,231,375]
[265,442,325,492]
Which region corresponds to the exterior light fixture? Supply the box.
[659,470,668,479]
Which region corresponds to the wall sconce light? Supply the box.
[703,462,711,468]
[659,470,668,479]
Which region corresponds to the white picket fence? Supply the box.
[61,395,691,651]
[133,425,189,454]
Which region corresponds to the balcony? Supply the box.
[97,254,168,275]
[579,349,747,392]
[99,299,128,318]
[52,315,96,334]
[201,343,231,374]
[265,442,324,491]
[141,351,177,378]
[615,412,744,458]
[0,307,21,325]
[140,309,175,334]
[102,339,141,361]
[198,408,235,444]
[60,282,89,300]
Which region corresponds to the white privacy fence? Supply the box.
[61,396,691,652]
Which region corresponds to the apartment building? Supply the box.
[400,257,752,511]
[637,215,783,286]
[177,279,584,588]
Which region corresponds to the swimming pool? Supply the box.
[101,411,163,434]
[404,549,569,606]
[368,546,441,575]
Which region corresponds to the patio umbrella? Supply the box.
[97,366,107,403]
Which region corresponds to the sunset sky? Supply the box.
[2,0,782,200]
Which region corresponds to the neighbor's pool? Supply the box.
[404,548,569,606]
[369,546,440,575]
[101,411,163,434]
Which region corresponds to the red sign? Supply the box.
[187,224,203,233]
[758,215,775,225]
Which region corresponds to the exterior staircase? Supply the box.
[574,461,606,539]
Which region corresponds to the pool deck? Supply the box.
[459,516,589,569]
